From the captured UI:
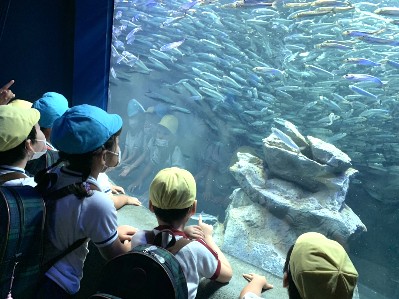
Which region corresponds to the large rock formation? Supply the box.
[221,123,367,281]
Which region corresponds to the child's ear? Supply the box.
[102,149,108,162]
[25,139,34,153]
[190,200,197,215]
[283,272,288,288]
[149,201,155,213]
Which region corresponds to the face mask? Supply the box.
[31,139,47,160]
[105,149,121,168]
[155,138,168,147]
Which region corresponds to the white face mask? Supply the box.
[155,138,168,147]
[31,139,47,160]
[105,149,121,168]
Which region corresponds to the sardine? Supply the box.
[160,39,186,52]
[190,212,218,223]
[271,127,301,153]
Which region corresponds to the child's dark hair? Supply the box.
[35,129,121,198]
[152,206,191,223]
[284,244,302,299]
[0,126,37,165]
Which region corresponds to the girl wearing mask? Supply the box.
[34,104,137,298]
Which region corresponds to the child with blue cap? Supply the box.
[34,104,138,298]
[119,99,145,167]
[30,93,140,209]
[25,92,69,176]
[32,92,69,147]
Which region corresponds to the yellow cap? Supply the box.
[150,167,196,209]
[289,232,358,299]
[0,105,40,152]
[8,99,33,109]
[158,114,178,135]
[146,106,155,113]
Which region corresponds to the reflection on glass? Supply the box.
[107,1,399,297]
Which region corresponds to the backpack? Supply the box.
[0,183,87,298]
[0,185,45,298]
[94,230,192,299]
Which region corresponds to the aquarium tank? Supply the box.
[105,0,399,298]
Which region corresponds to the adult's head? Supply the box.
[149,167,197,224]
[49,104,122,181]
[32,92,69,141]
[0,105,46,166]
[284,232,358,299]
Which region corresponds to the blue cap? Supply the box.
[127,99,145,117]
[32,92,69,128]
[153,103,170,117]
[51,104,122,154]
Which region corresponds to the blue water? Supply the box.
[108,1,399,297]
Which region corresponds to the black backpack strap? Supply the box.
[0,172,28,183]
[39,183,99,273]
[43,184,77,201]
[41,237,87,273]
[167,238,192,255]
[144,230,155,245]
[153,230,177,248]
[147,229,192,255]
[41,182,101,202]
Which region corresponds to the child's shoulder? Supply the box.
[180,238,219,259]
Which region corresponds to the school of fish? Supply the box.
[110,0,399,203]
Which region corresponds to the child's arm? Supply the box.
[121,145,129,162]
[120,150,147,177]
[123,146,140,165]
[110,194,142,210]
[184,225,205,240]
[240,273,273,299]
[127,162,152,193]
[199,215,233,283]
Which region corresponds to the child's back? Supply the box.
[131,167,233,299]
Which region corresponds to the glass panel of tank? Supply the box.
[107,0,399,298]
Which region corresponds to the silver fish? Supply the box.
[271,127,301,153]
[190,212,218,223]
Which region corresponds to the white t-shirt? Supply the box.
[242,292,263,299]
[0,165,36,187]
[131,226,220,299]
[45,167,119,294]
[97,172,112,194]
[124,130,144,155]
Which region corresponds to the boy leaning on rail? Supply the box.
[131,167,233,299]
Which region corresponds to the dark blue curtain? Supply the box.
[0,0,75,104]
[72,0,114,109]
[0,0,113,109]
